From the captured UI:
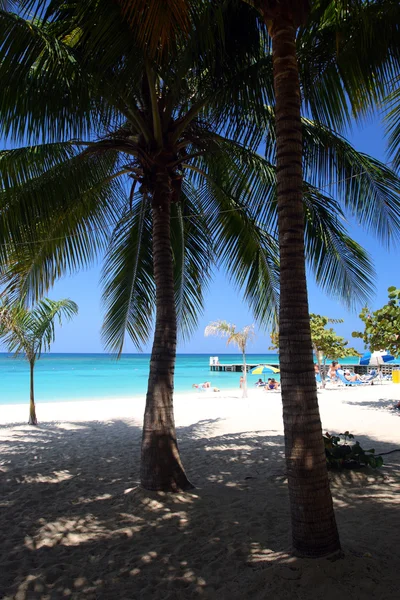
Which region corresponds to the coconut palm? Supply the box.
[93,0,400,558]
[0,298,78,424]
[1,2,400,506]
[205,321,255,398]
[0,1,370,492]
[240,0,400,557]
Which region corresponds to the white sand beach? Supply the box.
[1,384,400,599]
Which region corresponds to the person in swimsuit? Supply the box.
[266,378,279,390]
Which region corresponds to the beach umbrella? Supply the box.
[359,350,395,366]
[250,364,280,381]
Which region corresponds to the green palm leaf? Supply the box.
[171,184,213,342]
[386,82,400,171]
[101,197,155,354]
[303,184,375,309]
[0,10,94,143]
[265,116,400,247]
[0,148,125,301]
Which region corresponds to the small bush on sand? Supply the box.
[323,431,383,469]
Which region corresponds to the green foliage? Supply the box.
[352,287,400,356]
[270,314,360,367]
[309,313,360,363]
[1,1,400,354]
[0,298,78,363]
[385,78,400,170]
[323,431,384,469]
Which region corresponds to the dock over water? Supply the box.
[208,357,397,376]
[209,362,260,373]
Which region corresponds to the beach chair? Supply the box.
[336,369,369,386]
[362,369,378,383]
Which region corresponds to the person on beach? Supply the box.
[314,364,320,374]
[265,378,279,390]
[255,378,265,387]
[239,375,244,389]
[329,361,340,381]
[344,369,362,382]
[192,381,211,390]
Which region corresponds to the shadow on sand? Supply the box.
[1,418,399,599]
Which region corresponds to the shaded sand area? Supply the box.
[1,385,400,599]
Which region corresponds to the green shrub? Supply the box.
[323,431,383,469]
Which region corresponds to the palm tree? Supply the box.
[1,1,400,503]
[86,0,400,557]
[0,1,372,492]
[239,0,400,556]
[0,298,78,424]
[0,1,278,492]
[205,321,255,398]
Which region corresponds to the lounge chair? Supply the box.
[315,373,332,387]
[362,369,378,383]
[336,369,369,386]
[315,373,323,388]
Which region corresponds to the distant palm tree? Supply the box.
[205,321,255,398]
[0,298,78,424]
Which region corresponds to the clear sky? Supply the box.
[1,116,397,355]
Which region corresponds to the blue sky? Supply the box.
[1,116,398,355]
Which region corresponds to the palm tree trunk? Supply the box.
[28,360,37,425]
[270,13,340,556]
[242,351,248,398]
[140,169,193,491]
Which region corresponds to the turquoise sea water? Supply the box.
[0,353,396,405]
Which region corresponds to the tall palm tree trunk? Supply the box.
[140,170,193,491]
[270,13,340,556]
[28,360,37,425]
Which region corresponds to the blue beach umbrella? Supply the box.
[359,350,394,366]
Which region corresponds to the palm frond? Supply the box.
[205,320,255,353]
[171,184,213,343]
[204,320,234,338]
[299,0,400,128]
[118,0,191,56]
[0,10,96,143]
[386,82,400,171]
[101,196,155,354]
[0,296,78,359]
[184,139,280,325]
[0,148,125,302]
[265,117,400,248]
[30,298,78,355]
[303,183,375,309]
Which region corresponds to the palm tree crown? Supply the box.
[205,320,255,398]
[0,297,78,424]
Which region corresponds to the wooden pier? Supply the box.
[210,363,265,373]
[209,359,398,376]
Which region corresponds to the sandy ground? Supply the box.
[1,384,400,599]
